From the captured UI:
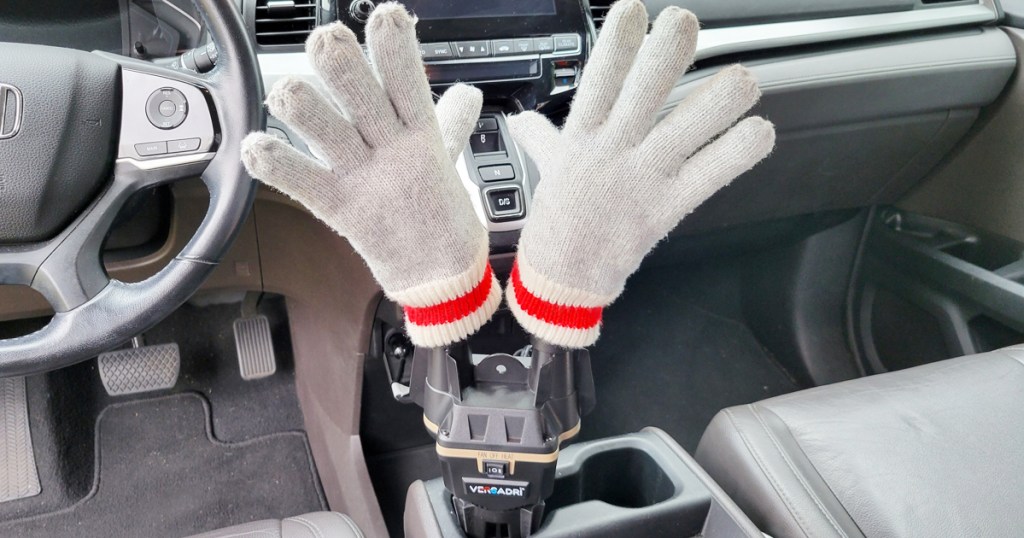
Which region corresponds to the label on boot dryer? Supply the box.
[463,478,530,498]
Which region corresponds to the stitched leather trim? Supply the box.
[750,406,850,538]
[754,407,867,538]
[289,516,325,538]
[331,513,364,538]
[724,407,816,538]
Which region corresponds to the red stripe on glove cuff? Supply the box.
[510,261,603,330]
[404,263,495,326]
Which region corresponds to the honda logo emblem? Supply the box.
[0,83,23,140]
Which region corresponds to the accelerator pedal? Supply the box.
[0,377,41,503]
[233,315,277,380]
[98,338,180,396]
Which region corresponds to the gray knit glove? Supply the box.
[506,0,776,348]
[240,4,500,348]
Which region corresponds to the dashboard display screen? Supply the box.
[404,0,557,20]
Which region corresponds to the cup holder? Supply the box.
[530,431,715,537]
[408,429,761,538]
[545,447,674,511]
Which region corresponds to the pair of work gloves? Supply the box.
[240,0,775,349]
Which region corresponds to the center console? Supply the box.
[258,1,763,534]
[336,0,590,109]
[403,428,763,538]
[328,0,591,238]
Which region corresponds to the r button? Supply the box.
[470,131,502,154]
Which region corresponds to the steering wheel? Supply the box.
[0,0,262,375]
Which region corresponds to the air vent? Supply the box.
[255,0,317,46]
[589,0,613,30]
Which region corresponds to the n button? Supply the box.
[479,164,515,182]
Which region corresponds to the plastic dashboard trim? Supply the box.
[255,1,999,91]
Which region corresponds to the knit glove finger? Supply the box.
[506,0,775,348]
[241,3,500,347]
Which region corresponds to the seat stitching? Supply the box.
[196,530,278,538]
[723,407,814,538]
[289,516,325,538]
[329,512,365,538]
[750,405,849,538]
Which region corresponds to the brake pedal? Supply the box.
[0,377,41,503]
[98,340,180,396]
[233,315,277,380]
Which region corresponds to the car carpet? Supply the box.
[578,260,801,450]
[0,392,325,538]
[0,297,312,526]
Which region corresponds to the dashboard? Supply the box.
[0,0,207,59]
[126,0,207,59]
[0,0,1007,241]
[0,0,1014,325]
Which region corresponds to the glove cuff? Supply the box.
[507,255,604,348]
[397,257,502,348]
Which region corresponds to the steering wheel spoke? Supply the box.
[0,57,218,313]
[0,0,262,374]
[98,54,220,175]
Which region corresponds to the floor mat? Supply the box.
[579,262,801,451]
[0,298,310,524]
[0,393,325,538]
[149,297,306,443]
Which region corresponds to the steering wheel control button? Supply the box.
[553,34,580,52]
[453,41,490,58]
[475,117,498,132]
[135,141,168,157]
[470,131,502,154]
[146,88,188,130]
[419,42,454,60]
[158,100,176,117]
[486,187,523,221]
[534,37,554,53]
[479,164,515,182]
[167,138,202,154]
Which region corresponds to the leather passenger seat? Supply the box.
[696,347,1024,537]
[187,512,362,538]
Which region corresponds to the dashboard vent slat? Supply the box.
[589,0,613,30]
[254,0,317,46]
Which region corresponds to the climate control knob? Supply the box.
[349,0,376,23]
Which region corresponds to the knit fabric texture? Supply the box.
[506,0,777,348]
[240,3,499,347]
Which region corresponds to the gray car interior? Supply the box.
[2,0,1024,536]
